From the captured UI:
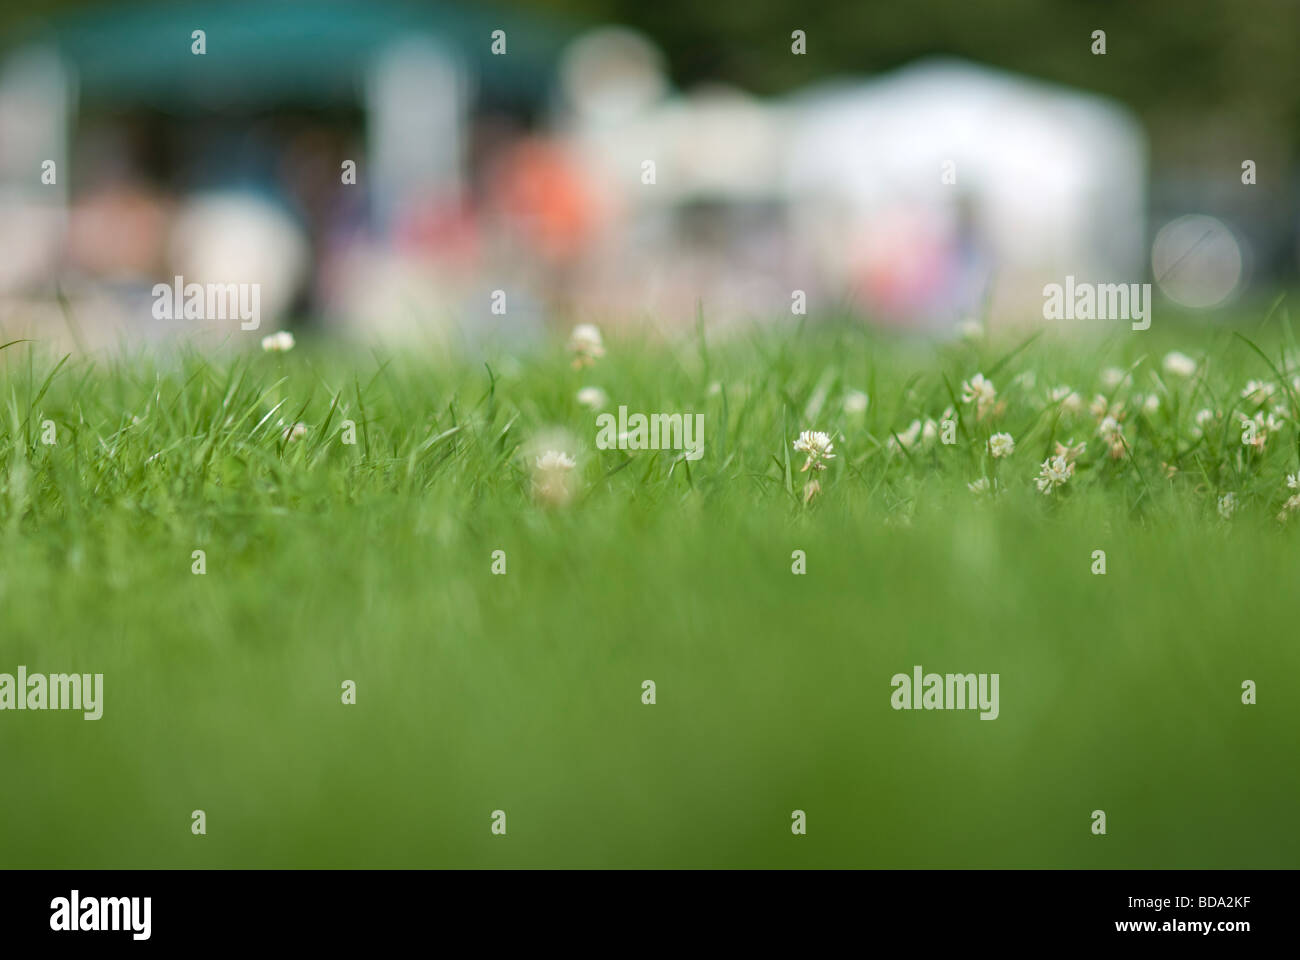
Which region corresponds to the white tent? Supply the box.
[781,57,1147,328]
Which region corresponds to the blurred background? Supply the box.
[1,0,1297,347]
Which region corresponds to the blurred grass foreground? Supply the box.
[1,318,1297,868]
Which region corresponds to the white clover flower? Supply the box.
[1162,351,1196,377]
[536,450,577,472]
[707,381,722,396]
[988,432,1015,459]
[921,418,939,447]
[960,373,997,418]
[261,330,295,353]
[533,449,578,506]
[1241,380,1276,404]
[1049,386,1083,413]
[1054,439,1086,463]
[1035,455,1074,495]
[1141,394,1160,415]
[1218,492,1237,520]
[957,319,984,340]
[888,419,922,453]
[567,324,605,368]
[1190,407,1219,439]
[843,390,869,415]
[1101,367,1127,390]
[1238,411,1275,451]
[282,421,307,442]
[576,386,607,410]
[1013,370,1037,390]
[967,477,992,495]
[1279,478,1300,522]
[1089,394,1124,421]
[793,429,836,472]
[961,372,996,405]
[1098,416,1127,459]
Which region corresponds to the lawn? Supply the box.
[1,311,1298,868]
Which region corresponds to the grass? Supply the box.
[1,312,1299,868]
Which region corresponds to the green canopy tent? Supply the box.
[14,0,570,111]
[0,0,576,237]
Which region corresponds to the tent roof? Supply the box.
[11,0,571,110]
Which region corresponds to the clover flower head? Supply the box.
[1090,394,1125,421]
[793,430,836,472]
[262,330,295,353]
[1218,492,1237,520]
[1238,411,1273,451]
[532,449,579,506]
[1241,380,1276,404]
[567,324,605,368]
[1035,455,1074,495]
[921,418,939,447]
[960,373,996,411]
[888,420,921,454]
[1054,439,1087,463]
[1049,386,1082,413]
[1162,352,1196,377]
[960,373,999,421]
[576,386,608,410]
[843,390,869,415]
[536,450,576,472]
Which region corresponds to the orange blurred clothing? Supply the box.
[489,138,595,262]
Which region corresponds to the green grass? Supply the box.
[1,315,1298,868]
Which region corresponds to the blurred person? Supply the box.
[486,135,594,266]
[66,182,172,282]
[166,190,310,332]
